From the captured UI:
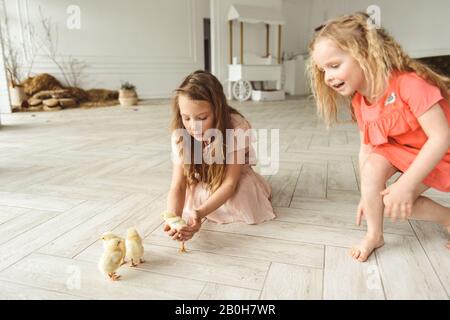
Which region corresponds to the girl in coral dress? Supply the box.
[308,12,450,262]
[164,70,275,242]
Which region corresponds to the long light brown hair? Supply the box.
[307,12,450,127]
[171,70,242,192]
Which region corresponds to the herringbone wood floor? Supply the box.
[0,97,448,299]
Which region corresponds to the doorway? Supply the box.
[203,18,211,72]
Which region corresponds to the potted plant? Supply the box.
[119,81,138,106]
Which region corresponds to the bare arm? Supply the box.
[397,104,450,190]
[175,155,243,241]
[195,162,242,219]
[166,162,187,217]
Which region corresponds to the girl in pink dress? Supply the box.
[308,13,450,262]
[164,70,275,242]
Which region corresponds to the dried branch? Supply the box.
[38,6,71,86]
[60,56,87,88]
[1,9,21,86]
[3,45,20,86]
[2,5,87,88]
[1,9,42,86]
[22,23,42,78]
[38,6,87,88]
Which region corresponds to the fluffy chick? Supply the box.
[101,231,126,265]
[125,228,145,267]
[162,212,188,252]
[98,238,124,281]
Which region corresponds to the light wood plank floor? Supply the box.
[0,97,448,300]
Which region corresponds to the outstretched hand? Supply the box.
[177,210,202,241]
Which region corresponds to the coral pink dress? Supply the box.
[176,113,276,224]
[352,72,450,192]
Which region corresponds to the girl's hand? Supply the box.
[163,222,179,239]
[380,182,415,222]
[164,221,190,241]
[177,210,202,241]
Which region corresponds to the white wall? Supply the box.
[283,0,450,58]
[0,38,9,117]
[282,0,313,57]
[3,0,447,112]
[1,0,210,103]
[0,57,9,119]
[210,0,282,83]
[0,0,10,116]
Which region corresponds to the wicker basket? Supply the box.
[118,89,138,106]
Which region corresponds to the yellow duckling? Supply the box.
[162,211,188,252]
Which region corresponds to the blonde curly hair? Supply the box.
[307,12,450,127]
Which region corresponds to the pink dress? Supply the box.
[178,113,276,224]
[352,71,450,192]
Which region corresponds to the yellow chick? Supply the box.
[98,238,124,281]
[162,211,188,253]
[125,227,145,267]
[100,231,126,265]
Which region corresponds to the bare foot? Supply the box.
[350,234,384,262]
